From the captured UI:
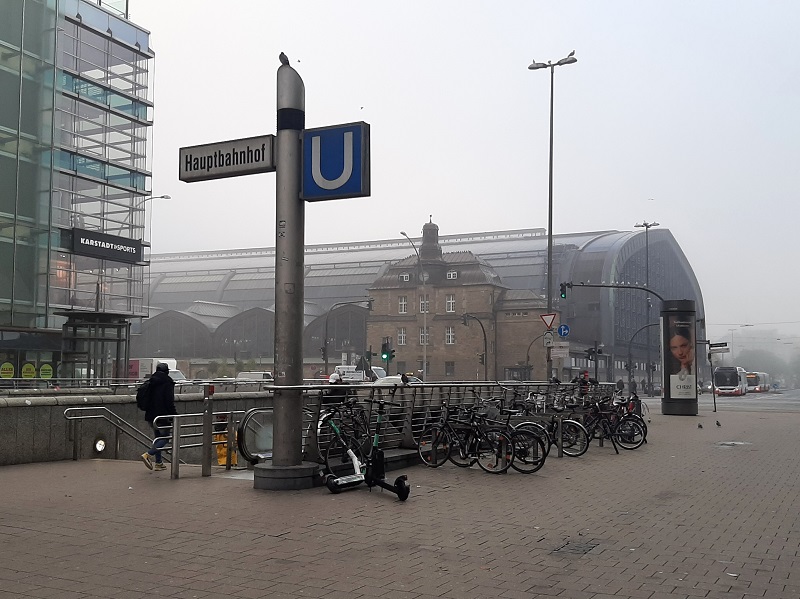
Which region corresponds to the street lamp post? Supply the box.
[462,313,488,381]
[528,51,577,380]
[634,219,659,394]
[322,298,372,376]
[525,333,546,379]
[400,231,426,381]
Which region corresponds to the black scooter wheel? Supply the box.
[326,476,342,494]
[394,476,410,501]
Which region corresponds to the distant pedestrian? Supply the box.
[140,363,177,472]
[571,370,591,396]
[323,373,347,404]
[629,379,638,395]
[616,379,625,393]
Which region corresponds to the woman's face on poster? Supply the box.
[669,333,692,367]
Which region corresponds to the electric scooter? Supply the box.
[324,396,410,501]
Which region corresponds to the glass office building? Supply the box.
[0,0,153,383]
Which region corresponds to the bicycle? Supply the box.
[581,401,646,453]
[419,401,516,474]
[324,397,410,500]
[317,396,370,464]
[479,400,548,474]
[508,393,590,458]
[416,400,471,468]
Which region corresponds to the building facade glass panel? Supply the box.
[1,0,153,381]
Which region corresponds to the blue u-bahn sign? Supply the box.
[301,121,370,201]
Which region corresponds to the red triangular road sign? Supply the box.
[540,313,557,328]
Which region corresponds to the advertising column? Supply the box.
[661,299,698,415]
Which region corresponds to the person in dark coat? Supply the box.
[141,363,177,471]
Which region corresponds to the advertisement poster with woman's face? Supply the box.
[665,313,696,399]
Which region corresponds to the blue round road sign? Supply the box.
[557,324,570,338]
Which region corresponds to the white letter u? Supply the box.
[311,132,353,190]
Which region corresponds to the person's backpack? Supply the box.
[136,380,151,411]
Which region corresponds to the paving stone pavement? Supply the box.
[0,405,799,599]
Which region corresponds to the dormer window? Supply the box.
[399,272,410,282]
[446,270,458,280]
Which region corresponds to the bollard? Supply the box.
[225,416,234,470]
[201,384,214,477]
[171,423,181,479]
[557,414,564,458]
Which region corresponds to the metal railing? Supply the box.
[64,381,620,479]
[64,406,246,479]
[237,381,619,464]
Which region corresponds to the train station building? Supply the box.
[138,220,705,386]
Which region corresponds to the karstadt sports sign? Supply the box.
[71,228,144,264]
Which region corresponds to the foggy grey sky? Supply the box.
[130,1,800,353]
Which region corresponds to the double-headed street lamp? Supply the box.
[400,231,426,381]
[529,51,577,379]
[634,219,659,394]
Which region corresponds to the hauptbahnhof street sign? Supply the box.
[179,135,275,183]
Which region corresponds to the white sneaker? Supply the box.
[140,452,153,470]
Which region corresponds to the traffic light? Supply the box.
[560,282,568,299]
[368,298,374,311]
[320,346,327,361]
[478,353,485,365]
[585,348,596,361]
[389,349,396,362]
[461,314,468,326]
[380,341,389,361]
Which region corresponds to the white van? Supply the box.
[236,371,274,382]
[334,365,385,382]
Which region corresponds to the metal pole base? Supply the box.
[661,400,698,416]
[253,461,321,490]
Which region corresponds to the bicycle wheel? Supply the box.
[418,426,452,467]
[583,415,601,441]
[475,429,514,474]
[514,421,552,456]
[509,428,547,474]
[622,413,648,440]
[318,409,370,460]
[448,428,477,468]
[559,420,590,457]
[324,434,366,474]
[612,418,645,450]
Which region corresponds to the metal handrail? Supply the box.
[64,407,153,459]
[64,407,245,479]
